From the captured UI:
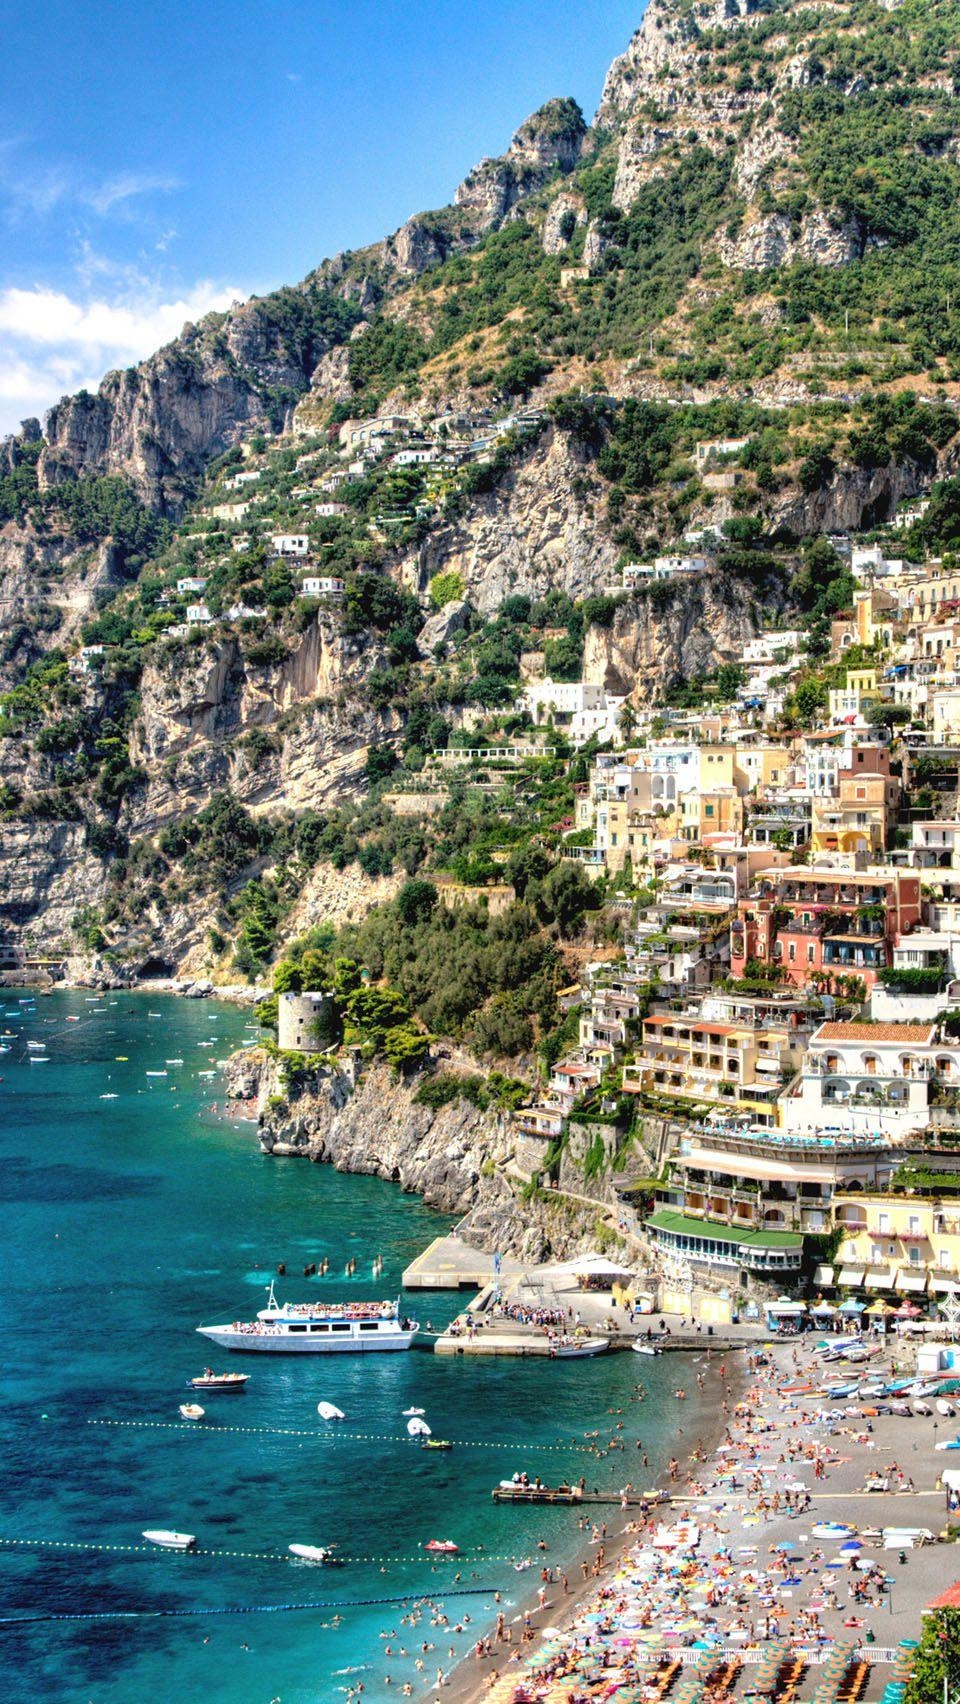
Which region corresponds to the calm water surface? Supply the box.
[0,991,697,1702]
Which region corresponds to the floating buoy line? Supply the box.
[0,1584,499,1628]
[84,1418,595,1452]
[0,1534,526,1568]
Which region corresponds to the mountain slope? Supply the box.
[5,0,960,982]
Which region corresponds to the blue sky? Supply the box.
[0,1,642,436]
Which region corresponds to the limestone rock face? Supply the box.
[582,577,766,702]
[403,427,617,616]
[381,217,448,277]
[718,208,862,270]
[38,298,330,516]
[454,98,586,236]
[541,192,586,255]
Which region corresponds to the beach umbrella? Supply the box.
[839,1299,866,1314]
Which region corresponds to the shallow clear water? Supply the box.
[0,991,701,1702]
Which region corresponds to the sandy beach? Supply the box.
[434,1331,956,1704]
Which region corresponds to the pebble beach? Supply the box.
[442,1333,953,1704]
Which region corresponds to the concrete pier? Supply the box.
[402,1235,522,1290]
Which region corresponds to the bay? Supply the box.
[0,991,691,1702]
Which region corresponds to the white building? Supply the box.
[227,470,260,489]
[185,604,213,625]
[851,546,905,580]
[315,502,347,518]
[270,534,310,559]
[779,1020,959,1138]
[211,502,250,522]
[521,679,625,747]
[393,447,440,467]
[301,576,345,598]
[177,577,208,594]
[69,644,105,675]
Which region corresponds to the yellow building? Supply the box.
[732,742,791,794]
[827,667,882,725]
[833,1192,960,1301]
[678,787,744,842]
[811,769,896,857]
[622,1011,793,1126]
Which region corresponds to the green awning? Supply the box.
[646,1210,802,1250]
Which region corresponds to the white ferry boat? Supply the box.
[197,1284,419,1354]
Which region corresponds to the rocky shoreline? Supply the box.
[222,1045,635,1263]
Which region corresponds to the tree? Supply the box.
[383,1022,429,1072]
[535,862,602,934]
[904,1607,960,1704]
[365,742,398,785]
[395,879,438,927]
[273,960,302,994]
[618,702,637,740]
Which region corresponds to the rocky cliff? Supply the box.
[225,1048,651,1263]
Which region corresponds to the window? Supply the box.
[807,945,815,965]
[878,1213,889,1232]
[909,1246,921,1266]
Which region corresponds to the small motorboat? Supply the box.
[423,1438,452,1451]
[317,1401,345,1422]
[911,1400,933,1417]
[189,1371,250,1392]
[633,1342,662,1356]
[407,1416,432,1437]
[424,1539,458,1554]
[288,1543,339,1565]
[179,1403,205,1421]
[142,1529,197,1551]
[402,1406,426,1417]
[937,1398,957,1418]
[549,1337,608,1358]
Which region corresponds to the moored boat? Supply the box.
[142,1529,197,1551]
[317,1401,346,1420]
[549,1336,608,1358]
[197,1282,419,1354]
[288,1543,338,1564]
[179,1403,205,1421]
[424,1538,458,1554]
[189,1370,250,1392]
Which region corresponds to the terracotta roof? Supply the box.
[644,1016,738,1037]
[927,1580,960,1610]
[814,1021,936,1043]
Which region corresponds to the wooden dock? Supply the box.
[492,1485,656,1507]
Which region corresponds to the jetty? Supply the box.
[491,1484,656,1507]
[402,1235,522,1290]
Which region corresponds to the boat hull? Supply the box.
[197,1325,418,1353]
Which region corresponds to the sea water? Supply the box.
[0,991,700,1702]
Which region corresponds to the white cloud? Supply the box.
[82,172,180,216]
[0,278,245,435]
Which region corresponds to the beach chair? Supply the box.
[837,1659,870,1704]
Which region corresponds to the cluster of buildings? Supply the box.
[510,492,960,1314]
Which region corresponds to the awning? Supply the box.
[838,1267,865,1287]
[865,1270,896,1290]
[931,1276,960,1295]
[896,1270,929,1294]
[814,1264,835,1286]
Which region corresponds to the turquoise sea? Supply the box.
[0,991,704,1703]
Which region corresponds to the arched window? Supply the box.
[863,1054,878,1075]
